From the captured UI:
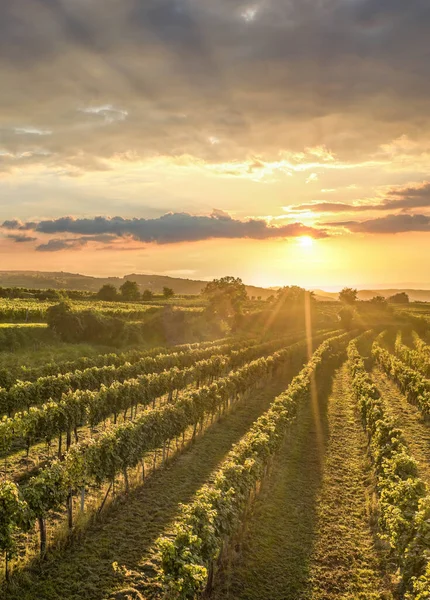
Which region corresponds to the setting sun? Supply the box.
[298,236,314,248]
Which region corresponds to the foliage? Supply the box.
[339,287,358,305]
[163,287,175,299]
[0,334,337,565]
[0,481,33,578]
[372,341,430,418]
[0,338,230,390]
[96,284,118,301]
[389,292,410,304]
[347,337,430,595]
[274,286,315,306]
[0,337,301,455]
[46,302,83,342]
[120,281,141,301]
[0,339,240,416]
[369,295,389,309]
[142,289,154,301]
[203,276,248,320]
[394,331,430,378]
[157,332,348,598]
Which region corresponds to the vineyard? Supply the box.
[0,299,206,323]
[1,307,430,599]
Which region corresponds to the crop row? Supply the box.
[0,336,325,576]
[0,337,231,389]
[0,334,310,461]
[155,332,349,599]
[348,338,430,599]
[0,338,260,416]
[413,331,430,356]
[372,341,430,418]
[394,331,430,378]
[0,298,162,323]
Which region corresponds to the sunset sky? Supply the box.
[1,0,430,289]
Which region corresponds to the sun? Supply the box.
[297,235,314,248]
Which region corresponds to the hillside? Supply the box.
[0,270,276,299]
[313,288,430,302]
[1,272,429,302]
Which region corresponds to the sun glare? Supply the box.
[298,236,314,248]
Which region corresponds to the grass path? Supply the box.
[372,366,430,486]
[214,365,392,600]
[3,375,295,600]
[307,365,392,600]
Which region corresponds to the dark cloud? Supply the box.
[2,220,37,231]
[6,233,37,243]
[2,212,328,249]
[36,238,87,252]
[385,181,430,211]
[291,181,430,214]
[1,0,430,169]
[326,213,430,233]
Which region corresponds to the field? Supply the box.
[1,299,430,600]
[0,298,207,323]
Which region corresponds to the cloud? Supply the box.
[306,173,318,184]
[290,181,430,214]
[385,181,430,211]
[2,211,329,250]
[290,202,374,214]
[6,233,37,243]
[36,238,88,252]
[326,213,430,234]
[1,0,430,174]
[35,233,119,251]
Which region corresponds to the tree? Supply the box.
[276,286,315,306]
[142,289,154,301]
[120,280,141,301]
[163,287,175,299]
[203,276,248,320]
[339,287,358,305]
[389,292,410,304]
[96,284,118,301]
[369,295,388,309]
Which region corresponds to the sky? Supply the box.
[1,0,430,289]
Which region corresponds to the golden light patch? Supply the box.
[297,235,314,248]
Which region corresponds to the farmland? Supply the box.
[1,290,430,600]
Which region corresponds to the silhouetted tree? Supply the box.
[203,276,247,320]
[120,280,141,301]
[163,287,175,299]
[339,287,358,305]
[276,285,315,306]
[369,295,388,310]
[388,292,410,304]
[96,284,118,301]
[142,289,154,301]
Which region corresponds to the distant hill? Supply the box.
[0,270,276,299]
[1,271,429,302]
[313,288,430,302]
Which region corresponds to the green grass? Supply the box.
[306,365,393,599]
[372,367,430,486]
[2,372,299,600]
[213,365,393,600]
[0,341,112,372]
